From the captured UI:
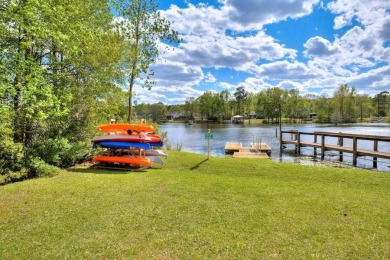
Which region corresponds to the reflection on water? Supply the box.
[160,122,390,172]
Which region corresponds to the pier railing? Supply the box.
[281,130,390,168]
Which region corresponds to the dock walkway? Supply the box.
[225,142,271,159]
[281,130,390,168]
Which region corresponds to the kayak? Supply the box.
[128,148,167,156]
[94,141,151,150]
[92,155,152,167]
[149,141,164,147]
[97,123,154,134]
[92,134,151,143]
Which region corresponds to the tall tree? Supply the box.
[198,91,219,120]
[373,91,389,117]
[333,84,357,123]
[219,90,232,120]
[355,94,373,122]
[234,86,248,116]
[184,97,199,120]
[113,0,179,122]
[314,94,333,123]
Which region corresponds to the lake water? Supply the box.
[160,122,390,172]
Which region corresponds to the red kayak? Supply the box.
[92,134,151,143]
[92,133,162,143]
[92,155,152,167]
[97,123,154,134]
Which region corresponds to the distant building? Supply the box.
[249,111,257,119]
[232,115,244,123]
[167,112,184,120]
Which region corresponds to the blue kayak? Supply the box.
[94,141,151,150]
[149,141,164,147]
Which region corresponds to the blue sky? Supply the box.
[131,0,390,104]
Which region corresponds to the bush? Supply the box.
[0,140,25,175]
[28,158,61,177]
[32,138,93,167]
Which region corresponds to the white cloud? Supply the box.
[204,72,217,83]
[254,60,319,80]
[379,16,390,41]
[221,0,320,30]
[148,0,390,104]
[237,77,273,93]
[327,0,388,29]
[304,36,340,57]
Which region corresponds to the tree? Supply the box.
[149,102,168,122]
[219,90,232,120]
[184,97,199,120]
[198,91,219,120]
[373,91,389,117]
[234,86,248,116]
[314,94,334,123]
[333,84,357,123]
[113,0,179,122]
[355,94,373,122]
[0,0,126,180]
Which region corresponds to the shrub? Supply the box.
[31,138,93,167]
[0,140,25,175]
[28,158,61,177]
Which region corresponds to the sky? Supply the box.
[132,0,390,105]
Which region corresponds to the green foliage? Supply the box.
[0,140,25,176]
[0,0,130,181]
[28,157,61,177]
[0,139,29,185]
[31,138,92,168]
[234,86,249,115]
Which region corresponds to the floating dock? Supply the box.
[225,142,271,159]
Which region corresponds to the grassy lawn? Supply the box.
[1,151,389,259]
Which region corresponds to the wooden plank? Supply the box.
[225,142,242,153]
[233,152,269,159]
[249,143,272,152]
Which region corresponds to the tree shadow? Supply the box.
[190,158,209,171]
[67,166,141,175]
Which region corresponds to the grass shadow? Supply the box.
[67,166,142,175]
[190,158,209,171]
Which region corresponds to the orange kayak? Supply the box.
[97,123,154,134]
[92,155,152,167]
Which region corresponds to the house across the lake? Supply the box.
[232,115,244,123]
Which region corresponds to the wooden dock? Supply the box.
[225,142,271,159]
[281,130,390,168]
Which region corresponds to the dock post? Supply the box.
[279,130,282,153]
[297,132,301,154]
[373,140,378,168]
[313,132,317,157]
[321,134,325,160]
[207,129,211,160]
[352,137,357,166]
[338,136,343,162]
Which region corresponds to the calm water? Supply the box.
[160,122,390,172]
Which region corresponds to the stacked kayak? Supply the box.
[92,123,166,169]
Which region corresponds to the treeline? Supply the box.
[135,85,390,124]
[0,0,175,184]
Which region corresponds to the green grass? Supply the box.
[1,151,389,259]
